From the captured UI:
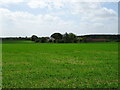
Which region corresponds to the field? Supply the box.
[2,41,118,88]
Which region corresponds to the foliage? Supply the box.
[31,35,38,41]
[51,33,63,40]
[2,34,119,43]
[62,33,78,43]
[39,37,48,43]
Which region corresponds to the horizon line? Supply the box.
[0,33,119,38]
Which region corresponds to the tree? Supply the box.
[34,38,40,43]
[63,32,69,43]
[39,37,48,43]
[63,32,77,43]
[68,33,77,43]
[51,33,63,43]
[31,35,38,41]
[51,33,63,40]
[48,39,53,43]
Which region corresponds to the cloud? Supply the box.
[0,0,119,7]
[27,0,119,9]
[0,0,24,6]
[27,0,65,9]
[27,1,117,23]
[0,8,75,37]
[0,1,118,37]
[27,0,47,9]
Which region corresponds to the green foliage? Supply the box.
[39,37,48,43]
[31,35,38,41]
[63,33,77,43]
[51,33,63,40]
[2,34,119,43]
[63,32,70,43]
[30,33,119,43]
[2,42,118,88]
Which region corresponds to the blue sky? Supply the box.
[0,0,118,37]
[101,2,118,11]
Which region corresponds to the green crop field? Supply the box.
[2,41,118,88]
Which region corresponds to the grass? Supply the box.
[2,40,33,44]
[2,41,118,88]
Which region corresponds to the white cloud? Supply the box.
[0,8,75,37]
[0,0,24,6]
[0,1,118,37]
[27,0,117,23]
[27,0,47,8]
[70,2,117,24]
[27,0,119,9]
[27,0,65,9]
[0,0,119,7]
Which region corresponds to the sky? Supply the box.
[0,0,119,37]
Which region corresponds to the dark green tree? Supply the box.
[63,32,77,43]
[63,32,69,43]
[39,37,48,43]
[51,33,63,39]
[31,35,38,41]
[51,33,63,43]
[68,33,77,43]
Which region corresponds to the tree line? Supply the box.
[31,32,83,43]
[2,32,119,43]
[31,33,119,43]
